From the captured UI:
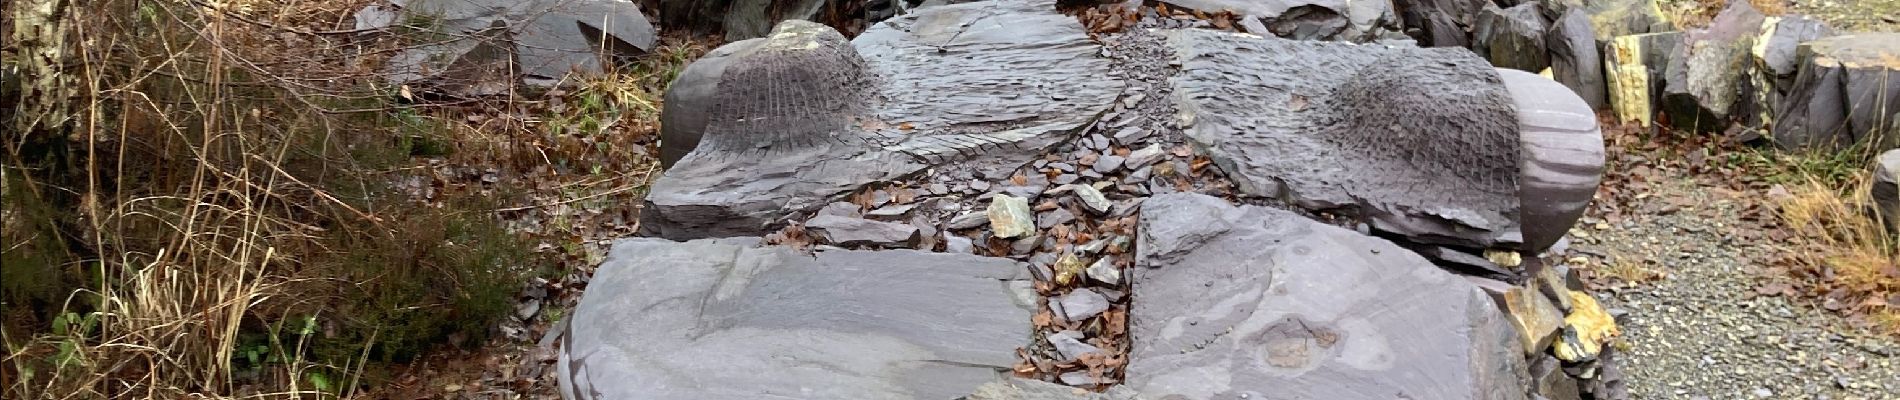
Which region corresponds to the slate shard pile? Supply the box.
[356,0,657,96]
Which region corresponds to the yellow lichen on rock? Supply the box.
[1554,290,1622,361]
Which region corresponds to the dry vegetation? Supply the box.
[2,0,703,397]
[1771,154,1899,335]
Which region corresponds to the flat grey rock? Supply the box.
[806,214,923,248]
[965,378,1145,400]
[559,238,1034,399]
[1165,29,1524,250]
[381,0,656,94]
[1055,289,1109,323]
[643,0,1120,240]
[1126,193,1528,400]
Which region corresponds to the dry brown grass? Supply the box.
[1777,174,1900,335]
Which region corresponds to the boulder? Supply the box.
[1393,0,1489,47]
[1497,68,1604,253]
[1546,9,1607,108]
[1577,0,1672,44]
[1744,15,1835,129]
[378,0,657,95]
[558,237,1035,399]
[1127,193,1528,400]
[643,1,1121,240]
[1772,33,1900,151]
[723,0,828,40]
[1165,29,1525,249]
[1875,149,1899,233]
[1603,31,1683,127]
[1659,0,1765,132]
[1473,2,1551,72]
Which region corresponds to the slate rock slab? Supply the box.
[1127,193,1528,400]
[1164,29,1524,249]
[1745,15,1835,128]
[1772,32,1900,151]
[1395,0,1489,47]
[378,0,656,94]
[558,237,1035,399]
[1160,0,1397,41]
[643,0,1120,240]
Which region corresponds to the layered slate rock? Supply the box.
[1547,8,1607,108]
[1604,31,1683,127]
[1772,33,1900,151]
[1745,15,1835,129]
[1497,68,1604,253]
[1126,193,1527,400]
[558,237,1035,399]
[376,0,657,94]
[1660,0,1765,132]
[1165,29,1524,249]
[1394,0,1490,47]
[643,0,1121,240]
[1473,2,1551,72]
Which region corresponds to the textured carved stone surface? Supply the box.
[558,237,1034,399]
[1127,193,1528,400]
[1165,29,1523,249]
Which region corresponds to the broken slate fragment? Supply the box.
[1086,256,1121,286]
[988,194,1036,239]
[1128,193,1528,400]
[1093,155,1126,174]
[1056,289,1110,323]
[1072,184,1113,216]
[558,238,1033,399]
[805,214,922,248]
[1047,330,1104,362]
[1504,284,1565,356]
[1038,208,1077,229]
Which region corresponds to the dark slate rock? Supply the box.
[644,1,1121,240]
[1166,0,1394,41]
[1772,33,1900,151]
[1094,154,1126,174]
[1128,193,1527,400]
[806,214,923,248]
[559,238,1033,399]
[1165,29,1524,249]
[1395,0,1488,47]
[1873,149,1899,233]
[1047,330,1104,362]
[1660,0,1764,132]
[818,201,864,218]
[1497,68,1604,252]
[1037,207,1077,229]
[1055,289,1110,323]
[1575,0,1672,43]
[1745,15,1835,129]
[723,0,826,41]
[1473,2,1551,72]
[384,0,657,95]
[945,235,976,254]
[1547,9,1607,109]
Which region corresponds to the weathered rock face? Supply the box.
[1660,0,1765,132]
[1575,0,1672,44]
[1875,149,1899,233]
[1604,31,1683,127]
[1497,68,1604,253]
[643,1,1121,240]
[1165,29,1524,249]
[1773,33,1900,151]
[1127,193,1528,400]
[1547,9,1607,108]
[1745,15,1836,129]
[373,0,657,95]
[558,237,1034,399]
[1474,2,1551,72]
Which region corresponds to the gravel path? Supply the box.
[1572,178,1899,400]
